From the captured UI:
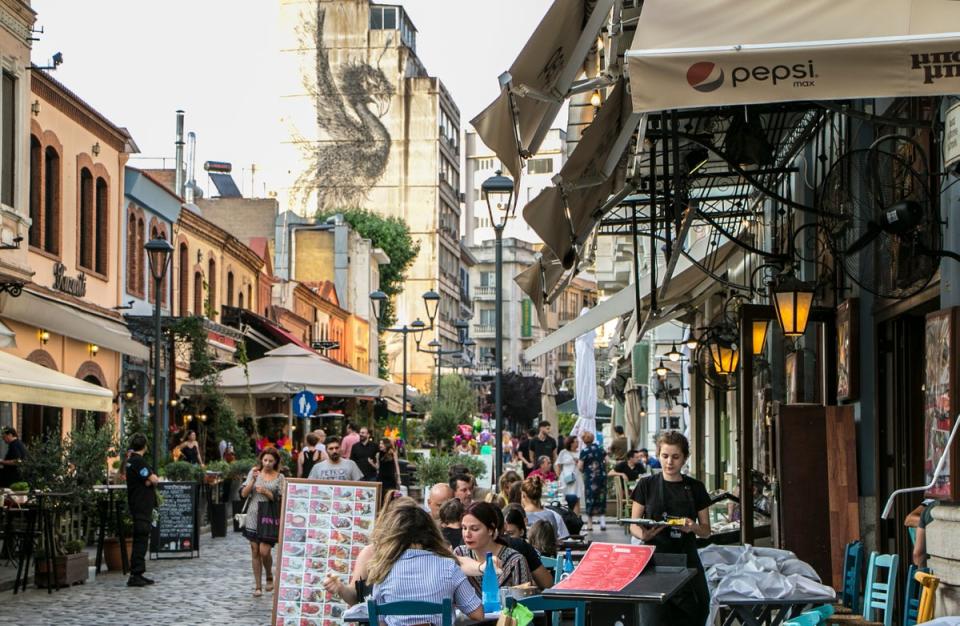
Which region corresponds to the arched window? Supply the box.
[95,177,108,274]
[79,168,94,270]
[193,271,203,317]
[136,218,145,294]
[28,136,40,248]
[207,258,217,320]
[238,290,244,310]
[126,213,138,295]
[148,226,160,303]
[247,284,253,310]
[226,272,234,307]
[178,243,189,317]
[43,147,60,255]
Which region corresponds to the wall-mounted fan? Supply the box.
[819,137,957,300]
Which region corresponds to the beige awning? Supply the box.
[523,236,738,361]
[0,320,14,348]
[0,350,113,412]
[470,0,615,180]
[514,247,568,329]
[625,0,960,114]
[0,290,149,359]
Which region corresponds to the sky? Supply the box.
[31,0,556,198]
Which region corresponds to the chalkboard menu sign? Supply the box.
[272,479,380,626]
[151,481,200,557]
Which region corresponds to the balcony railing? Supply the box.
[473,285,496,299]
[472,324,495,338]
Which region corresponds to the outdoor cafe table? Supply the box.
[717,591,837,626]
[542,552,697,625]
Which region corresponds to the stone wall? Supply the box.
[925,503,960,615]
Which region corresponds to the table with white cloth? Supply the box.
[700,545,836,626]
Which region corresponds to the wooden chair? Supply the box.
[834,540,864,615]
[610,474,632,519]
[914,571,940,624]
[828,552,899,626]
[366,599,452,626]
[517,594,586,626]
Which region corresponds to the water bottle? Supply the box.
[561,548,574,579]
[482,552,500,613]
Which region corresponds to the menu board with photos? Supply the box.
[272,479,380,626]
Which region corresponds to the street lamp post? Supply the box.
[370,289,438,444]
[481,170,516,482]
[145,237,173,465]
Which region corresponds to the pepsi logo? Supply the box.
[687,62,724,92]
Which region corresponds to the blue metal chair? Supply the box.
[518,594,586,626]
[861,552,899,626]
[903,564,929,626]
[785,603,835,625]
[366,599,453,626]
[840,540,865,614]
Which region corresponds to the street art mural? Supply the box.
[292,2,396,212]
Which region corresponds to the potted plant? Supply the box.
[35,539,88,588]
[103,513,133,572]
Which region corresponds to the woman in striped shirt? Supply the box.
[366,505,483,625]
[454,502,533,592]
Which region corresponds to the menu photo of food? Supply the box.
[273,479,380,626]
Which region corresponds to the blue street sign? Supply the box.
[292,391,317,418]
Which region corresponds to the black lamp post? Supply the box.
[415,318,471,400]
[481,170,515,482]
[145,237,173,465]
[371,289,437,443]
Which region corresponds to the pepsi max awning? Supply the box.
[625,0,960,114]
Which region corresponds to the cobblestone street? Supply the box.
[0,531,274,626]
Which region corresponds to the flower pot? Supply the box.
[103,537,132,572]
[35,552,89,588]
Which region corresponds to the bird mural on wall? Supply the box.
[293,2,395,212]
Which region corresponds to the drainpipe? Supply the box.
[174,110,185,197]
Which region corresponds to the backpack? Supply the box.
[546,500,584,536]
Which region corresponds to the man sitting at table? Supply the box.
[610,449,645,482]
[0,427,26,488]
[426,482,454,520]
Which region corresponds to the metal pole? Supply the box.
[494,223,504,482]
[436,352,442,400]
[401,329,408,443]
[152,274,163,466]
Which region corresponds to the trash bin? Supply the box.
[210,502,228,537]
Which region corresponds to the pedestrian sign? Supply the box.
[292,390,317,417]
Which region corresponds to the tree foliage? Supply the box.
[500,372,544,430]
[422,374,476,449]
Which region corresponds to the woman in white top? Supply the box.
[554,435,584,516]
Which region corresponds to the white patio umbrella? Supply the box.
[570,308,598,442]
[541,377,559,435]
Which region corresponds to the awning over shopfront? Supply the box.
[222,305,314,356]
[0,320,15,348]
[0,350,113,412]
[180,343,387,399]
[0,290,149,359]
[523,235,738,361]
[625,0,960,114]
[557,396,612,419]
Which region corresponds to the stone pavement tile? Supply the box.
[0,531,275,626]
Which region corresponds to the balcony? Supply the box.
[472,324,495,338]
[473,285,496,300]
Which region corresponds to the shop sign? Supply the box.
[52,262,86,297]
[946,101,960,171]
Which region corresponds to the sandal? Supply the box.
[253,588,262,597]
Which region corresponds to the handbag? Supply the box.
[234,497,250,527]
[561,469,576,485]
[257,498,281,542]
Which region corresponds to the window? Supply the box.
[207,258,217,319]
[247,284,253,309]
[226,272,234,307]
[148,226,161,303]
[28,136,40,248]
[479,308,496,326]
[43,147,60,254]
[95,177,108,274]
[126,213,139,296]
[479,271,494,287]
[238,289,244,310]
[527,158,553,175]
[1,72,15,207]
[193,271,203,317]
[136,218,145,295]
[79,168,94,270]
[369,6,397,30]
[178,243,189,316]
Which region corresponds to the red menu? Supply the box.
[553,543,655,592]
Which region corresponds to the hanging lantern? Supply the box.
[751,320,770,355]
[665,343,682,362]
[709,340,740,375]
[771,274,814,337]
[655,358,669,377]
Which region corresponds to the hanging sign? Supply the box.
[946,101,960,171]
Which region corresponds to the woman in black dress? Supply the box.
[375,437,401,491]
[629,432,712,626]
[179,431,202,465]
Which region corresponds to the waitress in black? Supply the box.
[629,431,711,625]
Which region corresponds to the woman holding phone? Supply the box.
[628,432,711,626]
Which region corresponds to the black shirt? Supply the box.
[530,436,558,464]
[441,526,464,549]
[505,536,543,574]
[1,439,25,487]
[614,460,644,482]
[350,440,379,480]
[518,439,532,476]
[125,453,158,519]
[631,473,711,562]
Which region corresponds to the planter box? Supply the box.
[103,537,132,572]
[35,552,88,588]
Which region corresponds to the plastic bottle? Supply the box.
[482,551,500,613]
[561,547,574,579]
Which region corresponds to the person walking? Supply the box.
[530,421,559,466]
[629,432,711,626]
[374,437,401,493]
[178,431,203,465]
[125,434,158,587]
[297,433,323,478]
[578,430,608,531]
[241,448,284,597]
[308,437,363,481]
[349,427,378,481]
[0,427,26,488]
[555,436,584,514]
